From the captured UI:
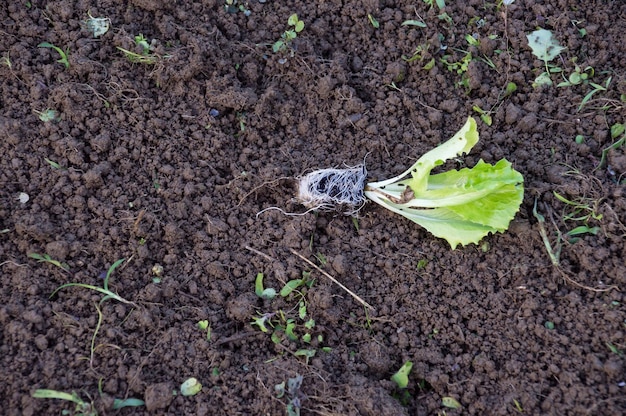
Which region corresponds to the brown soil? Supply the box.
[1,1,625,415]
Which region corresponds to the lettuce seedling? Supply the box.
[295,117,523,248]
[365,117,524,248]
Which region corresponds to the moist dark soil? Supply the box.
[1,1,625,415]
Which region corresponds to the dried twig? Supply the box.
[290,249,374,310]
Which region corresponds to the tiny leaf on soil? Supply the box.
[113,398,145,409]
[391,361,413,388]
[526,29,565,62]
[180,377,202,396]
[401,20,427,28]
[280,279,304,297]
[442,396,462,409]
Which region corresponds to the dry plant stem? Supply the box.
[238,176,292,207]
[244,245,276,262]
[290,249,374,310]
[534,199,619,293]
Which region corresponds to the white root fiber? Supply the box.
[296,164,367,215]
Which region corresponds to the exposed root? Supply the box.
[296,164,367,215]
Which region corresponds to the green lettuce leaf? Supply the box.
[365,117,524,248]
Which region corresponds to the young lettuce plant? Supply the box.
[296,117,524,248]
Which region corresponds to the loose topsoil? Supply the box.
[1,0,625,415]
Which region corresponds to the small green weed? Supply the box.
[97,379,144,410]
[471,81,517,126]
[272,14,305,53]
[527,29,565,88]
[1,51,11,69]
[367,14,379,29]
[553,191,602,224]
[250,271,329,362]
[440,50,473,92]
[275,374,304,416]
[45,158,65,170]
[117,34,165,64]
[224,0,251,16]
[533,189,603,269]
[197,320,212,341]
[597,122,626,171]
[28,252,69,272]
[38,42,70,68]
[390,361,413,405]
[391,361,413,389]
[255,272,277,299]
[533,199,563,267]
[557,63,594,87]
[402,43,433,68]
[50,258,135,306]
[556,62,612,111]
[34,108,60,122]
[32,389,96,416]
[606,342,624,356]
[423,0,451,23]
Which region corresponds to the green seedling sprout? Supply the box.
[45,158,65,170]
[402,43,431,64]
[440,50,473,91]
[117,34,162,64]
[472,105,493,126]
[367,14,379,29]
[255,272,277,299]
[285,320,298,341]
[97,379,145,410]
[526,29,565,87]
[391,361,413,389]
[251,312,275,333]
[87,302,104,368]
[28,252,69,272]
[606,342,624,356]
[38,42,69,68]
[556,64,612,111]
[294,348,316,364]
[557,64,594,87]
[50,258,136,306]
[553,191,602,223]
[275,374,304,416]
[33,108,60,122]
[197,320,211,341]
[272,14,305,53]
[597,129,625,170]
[224,0,251,16]
[578,76,611,112]
[1,51,11,69]
[471,81,517,127]
[32,389,96,416]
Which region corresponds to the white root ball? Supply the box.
[296,165,367,215]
